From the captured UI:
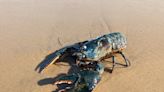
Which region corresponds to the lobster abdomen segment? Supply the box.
[105,32,127,51]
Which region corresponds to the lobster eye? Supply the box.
[82,54,86,58]
[81,45,87,51]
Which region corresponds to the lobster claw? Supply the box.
[54,74,80,92]
[35,47,68,73]
[54,74,79,85]
[35,41,88,73]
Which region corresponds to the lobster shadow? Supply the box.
[38,73,72,92]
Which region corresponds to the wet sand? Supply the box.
[0,0,164,92]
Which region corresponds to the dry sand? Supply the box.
[1,0,164,92]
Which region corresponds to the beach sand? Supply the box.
[0,0,164,92]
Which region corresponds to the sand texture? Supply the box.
[1,0,164,92]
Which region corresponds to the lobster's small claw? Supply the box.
[54,74,79,85]
[54,74,80,92]
[58,87,72,92]
[53,62,104,92]
[54,80,73,85]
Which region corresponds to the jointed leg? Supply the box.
[111,56,116,73]
[119,51,130,67]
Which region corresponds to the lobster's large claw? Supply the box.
[35,41,88,73]
[41,55,60,73]
[35,47,69,73]
[35,42,83,73]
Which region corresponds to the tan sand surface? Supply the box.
[1,0,164,92]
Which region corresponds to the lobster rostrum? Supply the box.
[38,32,130,73]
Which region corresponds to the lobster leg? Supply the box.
[111,56,116,73]
[119,52,131,67]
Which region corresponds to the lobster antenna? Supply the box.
[57,37,63,47]
[89,31,92,39]
[100,16,112,33]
